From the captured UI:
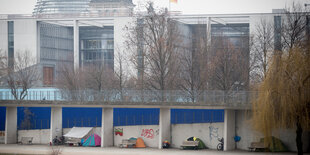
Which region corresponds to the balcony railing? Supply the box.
[0,89,256,106]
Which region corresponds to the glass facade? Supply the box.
[8,21,14,68]
[33,0,90,15]
[209,23,250,90]
[80,26,114,69]
[39,22,74,85]
[274,16,282,51]
[33,0,134,16]
[40,22,74,62]
[211,23,249,47]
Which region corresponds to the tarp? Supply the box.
[260,136,288,152]
[136,138,146,148]
[83,134,101,147]
[63,127,93,138]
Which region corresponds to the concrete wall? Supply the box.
[235,110,309,152]
[18,129,49,144]
[50,107,62,143]
[114,125,159,148]
[172,123,224,149]
[5,107,17,144]
[17,127,102,145]
[0,131,4,144]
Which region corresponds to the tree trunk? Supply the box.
[296,119,303,155]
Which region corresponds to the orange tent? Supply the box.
[135,137,146,148]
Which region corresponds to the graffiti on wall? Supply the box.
[115,128,123,136]
[209,126,219,141]
[141,129,159,139]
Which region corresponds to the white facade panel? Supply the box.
[113,17,135,76]
[0,21,8,57]
[14,19,38,66]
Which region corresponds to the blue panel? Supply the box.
[171,109,224,124]
[17,107,51,130]
[62,108,102,128]
[0,107,5,131]
[114,108,159,126]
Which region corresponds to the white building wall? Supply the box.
[113,17,135,76]
[0,21,8,57]
[14,19,38,66]
[172,123,224,149]
[18,129,50,144]
[114,125,159,148]
[235,110,309,152]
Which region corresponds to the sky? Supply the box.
[0,0,309,15]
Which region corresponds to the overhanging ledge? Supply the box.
[0,100,251,110]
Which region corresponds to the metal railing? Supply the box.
[0,89,256,105]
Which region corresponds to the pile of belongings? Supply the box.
[183,136,207,150]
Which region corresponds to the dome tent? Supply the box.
[83,134,101,147]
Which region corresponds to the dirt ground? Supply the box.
[0,144,306,155]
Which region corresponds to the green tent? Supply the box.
[260,136,288,152]
[196,138,207,149]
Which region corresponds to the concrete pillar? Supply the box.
[224,109,236,151]
[73,20,79,70]
[101,108,113,147]
[5,107,17,144]
[158,108,171,149]
[50,107,62,144]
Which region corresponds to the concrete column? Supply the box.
[101,108,113,147]
[224,109,236,151]
[73,20,79,70]
[158,108,171,149]
[5,107,17,144]
[50,107,62,144]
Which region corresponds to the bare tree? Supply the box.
[56,63,87,101]
[250,17,274,84]
[19,107,35,130]
[114,46,129,101]
[179,24,210,102]
[57,62,117,101]
[208,37,248,92]
[281,3,309,51]
[0,50,7,80]
[126,2,182,101]
[6,51,40,100]
[84,65,115,92]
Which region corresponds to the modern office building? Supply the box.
[1,2,306,87]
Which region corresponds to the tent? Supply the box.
[83,134,101,147]
[185,137,207,149]
[136,137,146,148]
[63,127,93,144]
[63,127,93,139]
[260,136,288,152]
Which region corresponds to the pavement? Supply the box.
[0,144,307,155]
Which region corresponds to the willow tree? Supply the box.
[252,47,310,154]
